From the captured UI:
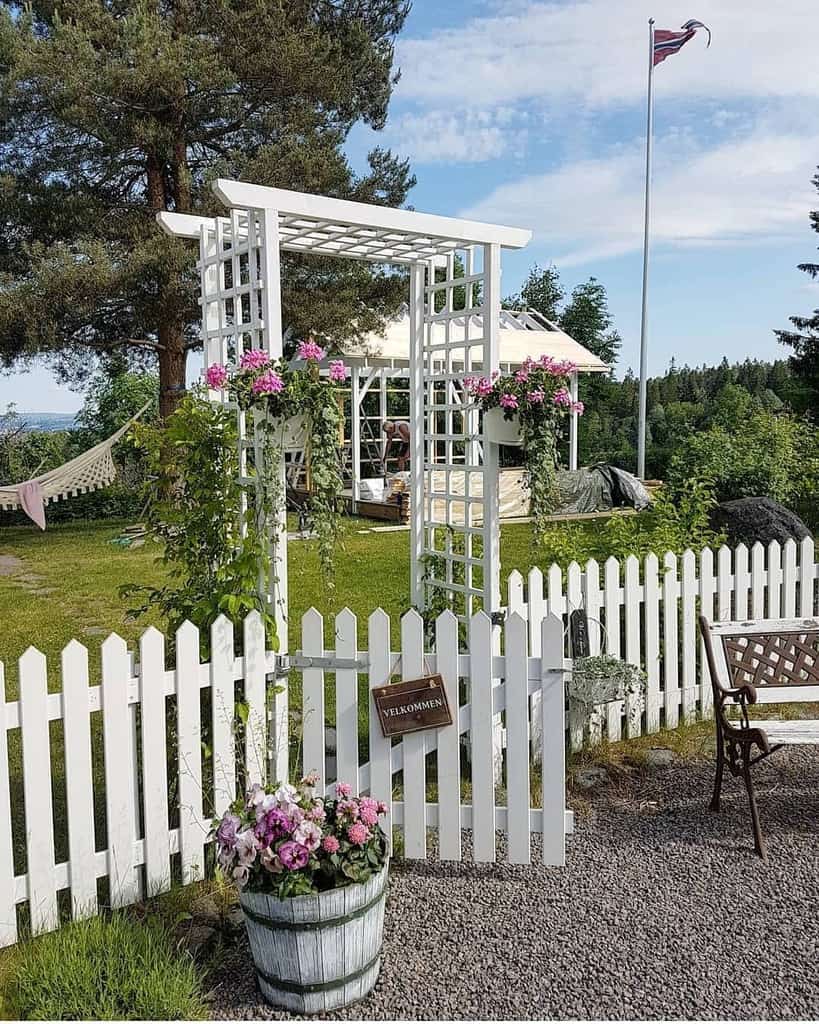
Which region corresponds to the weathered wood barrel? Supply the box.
[239,864,388,1014]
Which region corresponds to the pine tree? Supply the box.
[503,264,564,320]
[0,0,413,416]
[775,167,819,412]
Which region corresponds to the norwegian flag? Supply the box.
[653,19,711,66]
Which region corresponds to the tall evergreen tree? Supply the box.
[0,0,413,415]
[503,263,564,320]
[775,167,819,412]
[559,278,621,366]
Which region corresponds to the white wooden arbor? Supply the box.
[158,181,531,639]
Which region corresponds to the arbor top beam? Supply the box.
[157,180,531,265]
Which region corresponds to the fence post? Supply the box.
[0,662,17,947]
[541,613,566,867]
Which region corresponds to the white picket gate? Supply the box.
[507,538,818,751]
[0,607,568,948]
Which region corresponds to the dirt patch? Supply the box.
[0,554,23,576]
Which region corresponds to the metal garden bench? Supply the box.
[699,615,819,860]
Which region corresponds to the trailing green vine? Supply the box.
[206,341,346,585]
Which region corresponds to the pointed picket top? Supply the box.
[767,538,782,560]
[681,548,696,570]
[624,553,639,573]
[604,554,620,577]
[367,606,390,635]
[335,606,357,639]
[175,618,199,647]
[302,606,324,633]
[644,551,659,574]
[585,557,600,579]
[434,606,459,632]
[505,610,527,638]
[783,536,797,557]
[800,534,815,560]
[663,550,677,570]
[717,545,732,571]
[61,637,88,660]
[699,546,714,570]
[547,563,562,587]
[507,568,524,589]
[210,613,233,636]
[527,565,543,591]
[735,541,749,560]
[140,624,165,646]
[566,560,581,576]
[751,540,765,560]
[19,645,47,675]
[242,608,263,634]
[400,606,424,634]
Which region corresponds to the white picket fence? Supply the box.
[0,607,568,947]
[507,537,818,751]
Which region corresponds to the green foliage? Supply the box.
[666,409,819,516]
[9,912,207,1020]
[76,370,159,438]
[775,166,819,410]
[604,482,725,559]
[504,263,564,320]
[123,391,276,644]
[0,0,414,408]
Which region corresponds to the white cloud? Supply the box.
[462,124,819,265]
[396,0,819,110]
[386,107,528,164]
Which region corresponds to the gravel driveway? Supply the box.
[210,749,819,1019]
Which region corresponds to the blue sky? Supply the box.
[3,0,817,412]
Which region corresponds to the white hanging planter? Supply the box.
[483,407,523,446]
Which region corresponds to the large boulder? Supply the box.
[710,497,811,548]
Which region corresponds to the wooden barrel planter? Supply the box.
[239,863,389,1014]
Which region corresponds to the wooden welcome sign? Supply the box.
[372,674,454,738]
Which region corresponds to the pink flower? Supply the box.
[321,835,340,854]
[500,393,518,410]
[359,803,378,826]
[205,364,228,389]
[278,840,310,870]
[307,804,326,822]
[297,339,326,362]
[347,822,370,846]
[473,378,493,398]
[240,349,270,370]
[553,387,572,407]
[336,782,352,798]
[526,389,545,404]
[260,848,283,873]
[377,801,389,815]
[337,799,359,820]
[252,370,284,395]
[571,400,585,415]
[514,368,529,384]
[328,360,347,382]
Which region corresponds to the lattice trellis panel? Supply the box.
[411,245,502,622]
[196,207,288,636]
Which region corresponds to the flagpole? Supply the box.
[637,17,655,481]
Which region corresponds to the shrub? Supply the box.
[10,913,207,1020]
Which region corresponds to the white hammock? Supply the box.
[0,402,150,524]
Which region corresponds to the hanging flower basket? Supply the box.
[482,406,523,446]
[213,777,390,1015]
[466,357,585,545]
[205,343,348,580]
[567,654,646,735]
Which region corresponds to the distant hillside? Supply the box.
[19,412,77,432]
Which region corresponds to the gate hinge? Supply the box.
[275,654,369,676]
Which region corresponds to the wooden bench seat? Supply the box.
[699,615,819,860]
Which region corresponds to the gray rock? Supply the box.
[182,923,217,958]
[190,895,221,927]
[644,747,675,769]
[573,765,609,790]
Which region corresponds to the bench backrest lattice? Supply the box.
[705,618,819,703]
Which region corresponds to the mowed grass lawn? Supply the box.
[0,516,584,693]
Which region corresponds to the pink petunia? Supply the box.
[500,393,519,410]
[328,359,347,382]
[514,368,529,384]
[347,822,370,846]
[252,370,285,395]
[297,339,327,362]
[526,389,545,404]
[553,387,572,407]
[240,349,270,370]
[205,364,228,389]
